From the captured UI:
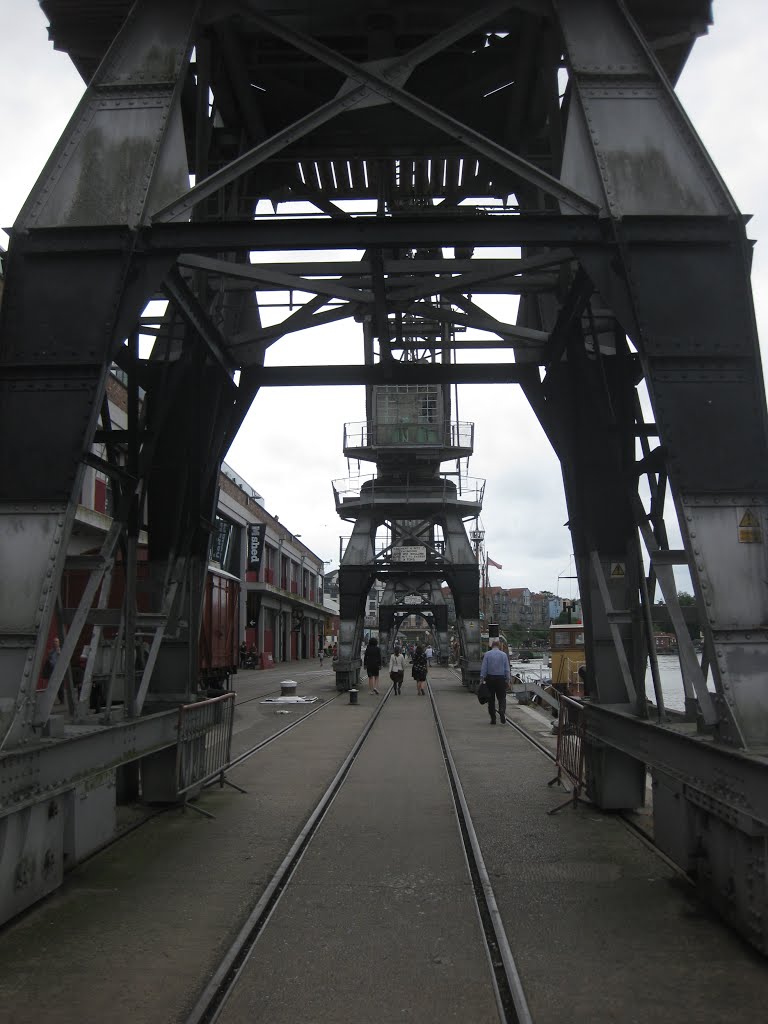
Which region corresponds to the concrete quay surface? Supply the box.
[0,664,765,1023]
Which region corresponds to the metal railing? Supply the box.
[332,474,485,506]
[552,653,585,692]
[343,420,474,451]
[176,692,236,807]
[547,695,586,814]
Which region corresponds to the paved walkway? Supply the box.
[0,665,765,1023]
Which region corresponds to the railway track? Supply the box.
[495,681,692,883]
[1,670,761,1024]
[225,689,342,772]
[185,681,533,1024]
[80,673,343,863]
[82,667,689,1024]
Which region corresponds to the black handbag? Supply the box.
[477,681,489,705]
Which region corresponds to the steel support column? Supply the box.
[0,0,198,747]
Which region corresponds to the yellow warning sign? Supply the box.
[610,562,626,578]
[738,508,762,544]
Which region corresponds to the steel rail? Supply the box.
[184,687,393,1024]
[224,691,342,772]
[496,688,694,884]
[505,708,693,883]
[427,680,533,1024]
[448,666,688,878]
[232,681,322,708]
[17,687,345,906]
[503,708,562,762]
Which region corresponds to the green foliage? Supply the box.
[655,592,695,607]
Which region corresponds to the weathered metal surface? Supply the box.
[3,0,768,948]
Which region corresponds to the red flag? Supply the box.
[487,556,503,570]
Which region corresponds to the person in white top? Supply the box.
[388,645,406,694]
[425,644,434,667]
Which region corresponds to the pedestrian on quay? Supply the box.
[319,646,325,667]
[425,643,434,667]
[239,640,247,668]
[42,636,62,702]
[480,637,510,725]
[411,644,428,696]
[364,637,382,695]
[388,644,406,694]
[43,636,61,677]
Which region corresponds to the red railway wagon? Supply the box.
[199,566,240,690]
[57,559,239,693]
[48,558,152,695]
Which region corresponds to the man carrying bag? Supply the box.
[479,638,510,725]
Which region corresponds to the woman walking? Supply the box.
[411,644,428,695]
[364,637,382,695]
[388,644,406,694]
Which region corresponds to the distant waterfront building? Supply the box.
[445,584,570,632]
[531,593,564,627]
[217,465,326,664]
[324,569,340,601]
[487,587,532,628]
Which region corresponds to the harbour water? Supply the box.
[646,653,687,713]
[511,652,689,712]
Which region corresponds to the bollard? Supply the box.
[349,688,358,705]
[280,680,298,697]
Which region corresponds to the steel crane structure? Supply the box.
[333,359,484,690]
[2,0,768,951]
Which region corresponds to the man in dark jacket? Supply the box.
[363,637,382,694]
[411,644,428,696]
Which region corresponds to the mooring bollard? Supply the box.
[280,680,298,697]
[349,688,358,705]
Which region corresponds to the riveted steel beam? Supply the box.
[557,0,768,750]
[19,215,738,256]
[154,0,534,222]
[248,363,531,386]
[234,5,599,215]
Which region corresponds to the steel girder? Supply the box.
[334,496,483,690]
[337,505,482,688]
[334,514,377,689]
[0,0,248,923]
[378,579,450,663]
[0,1,199,750]
[547,0,768,948]
[555,0,768,748]
[2,0,768,947]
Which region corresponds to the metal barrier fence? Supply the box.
[547,694,587,814]
[176,692,236,806]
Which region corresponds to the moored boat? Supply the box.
[549,623,586,697]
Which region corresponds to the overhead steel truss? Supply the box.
[2,0,768,950]
[332,347,484,690]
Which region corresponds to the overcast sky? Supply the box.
[1,2,765,594]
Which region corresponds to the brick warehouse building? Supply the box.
[216,465,325,665]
